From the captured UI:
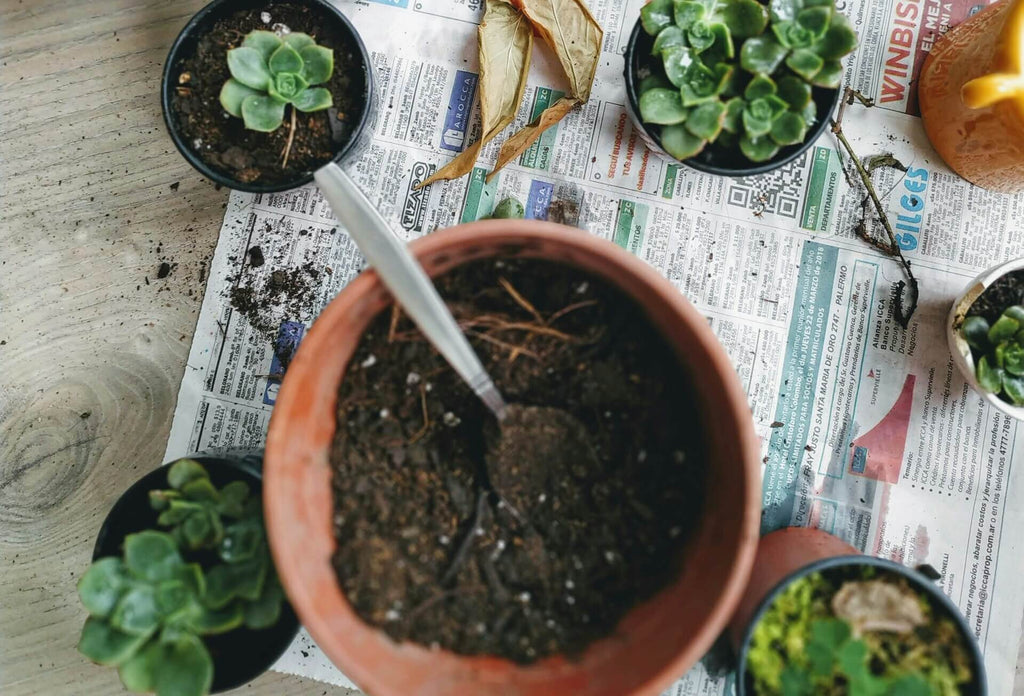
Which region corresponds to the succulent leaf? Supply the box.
[124,532,183,582]
[181,477,219,503]
[662,45,699,88]
[796,6,832,38]
[640,87,690,124]
[688,21,716,52]
[776,74,812,109]
[815,12,858,60]
[244,575,285,630]
[801,99,818,126]
[291,87,333,113]
[117,641,159,693]
[785,48,824,80]
[961,316,990,351]
[282,32,316,50]
[740,134,780,161]
[204,555,268,609]
[660,122,708,159]
[702,22,735,65]
[722,97,745,132]
[744,74,777,100]
[226,47,272,91]
[639,73,673,93]
[772,20,815,49]
[811,59,844,88]
[269,44,304,75]
[740,35,788,74]
[714,0,769,38]
[770,111,808,144]
[269,72,310,102]
[685,100,727,140]
[977,355,1004,393]
[299,45,334,85]
[241,95,287,132]
[242,30,283,62]
[167,460,209,491]
[79,557,130,618]
[217,480,250,518]
[111,586,162,636]
[743,99,774,136]
[653,25,687,55]
[219,519,264,563]
[641,0,675,35]
[989,314,1020,343]
[769,0,800,22]
[78,617,149,667]
[186,603,245,635]
[1004,374,1024,404]
[492,197,526,219]
[674,0,706,30]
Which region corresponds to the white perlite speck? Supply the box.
[360,354,377,368]
[260,11,271,23]
[379,408,390,418]
[406,371,421,385]
[443,412,461,427]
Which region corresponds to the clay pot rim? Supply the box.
[733,554,988,696]
[264,220,761,696]
[947,256,1024,422]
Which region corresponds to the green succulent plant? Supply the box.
[220,30,334,132]
[741,0,857,88]
[747,569,973,696]
[637,0,858,163]
[961,305,1024,405]
[77,460,285,696]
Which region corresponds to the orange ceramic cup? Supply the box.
[919,0,1024,192]
[264,220,761,696]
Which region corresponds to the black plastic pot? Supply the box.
[161,0,375,193]
[623,19,841,177]
[92,450,300,694]
[734,555,987,696]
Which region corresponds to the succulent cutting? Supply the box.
[961,306,1024,405]
[636,0,858,162]
[220,30,334,132]
[77,460,285,696]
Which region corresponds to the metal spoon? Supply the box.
[314,163,508,421]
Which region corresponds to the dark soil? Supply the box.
[330,258,707,663]
[967,269,1024,324]
[229,263,318,366]
[169,3,365,186]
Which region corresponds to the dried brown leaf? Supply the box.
[417,0,533,189]
[487,0,603,181]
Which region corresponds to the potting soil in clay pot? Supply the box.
[330,258,708,663]
[169,3,364,186]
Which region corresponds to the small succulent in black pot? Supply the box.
[77,455,298,696]
[625,0,857,175]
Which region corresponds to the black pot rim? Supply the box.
[160,0,375,194]
[91,451,300,694]
[622,19,840,178]
[734,554,988,696]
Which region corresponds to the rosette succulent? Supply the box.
[220,30,334,132]
[961,305,1024,405]
[636,0,858,163]
[77,460,285,696]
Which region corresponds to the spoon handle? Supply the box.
[314,162,507,420]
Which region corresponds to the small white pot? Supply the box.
[948,257,1024,422]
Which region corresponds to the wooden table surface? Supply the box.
[1,1,1021,695]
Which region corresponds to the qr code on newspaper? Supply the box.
[726,151,809,219]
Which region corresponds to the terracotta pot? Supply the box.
[919,0,1024,192]
[947,256,1024,422]
[264,220,761,696]
[729,528,987,695]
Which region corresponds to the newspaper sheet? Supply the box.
[164,0,1024,693]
